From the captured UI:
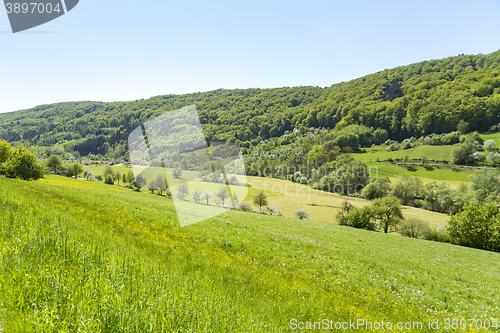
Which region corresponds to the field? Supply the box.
[246,177,450,227]
[1,175,499,332]
[351,132,500,184]
[81,165,449,227]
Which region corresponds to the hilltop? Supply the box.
[1,50,500,161]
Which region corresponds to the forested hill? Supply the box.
[1,50,500,159]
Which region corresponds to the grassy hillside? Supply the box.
[350,131,500,184]
[1,175,499,331]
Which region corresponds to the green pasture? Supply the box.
[0,175,498,331]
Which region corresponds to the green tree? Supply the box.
[105,174,114,185]
[122,173,127,186]
[422,182,440,211]
[447,202,500,252]
[253,191,268,211]
[306,145,328,168]
[3,145,45,181]
[0,140,12,165]
[391,176,422,205]
[46,154,63,173]
[469,169,500,203]
[362,178,391,200]
[70,162,84,179]
[369,196,403,233]
[457,120,469,135]
[103,165,114,179]
[114,171,121,186]
[126,171,135,187]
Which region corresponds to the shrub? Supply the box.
[266,205,278,215]
[398,219,430,239]
[413,199,424,208]
[345,207,377,231]
[105,174,114,185]
[337,201,355,225]
[294,210,309,220]
[237,202,252,212]
[424,226,451,243]
[95,175,103,181]
[447,202,500,252]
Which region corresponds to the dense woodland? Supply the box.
[1,50,500,161]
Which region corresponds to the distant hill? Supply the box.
[1,49,500,160]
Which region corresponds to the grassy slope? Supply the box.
[1,175,499,332]
[352,131,500,184]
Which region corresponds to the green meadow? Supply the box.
[1,175,499,331]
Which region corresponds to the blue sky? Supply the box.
[1,0,500,113]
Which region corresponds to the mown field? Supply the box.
[0,175,499,332]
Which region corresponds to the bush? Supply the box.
[293,209,309,220]
[3,144,45,181]
[345,207,377,231]
[424,227,451,243]
[105,174,114,185]
[95,175,103,181]
[237,202,253,212]
[413,199,424,208]
[398,219,430,239]
[266,205,278,215]
[447,202,500,252]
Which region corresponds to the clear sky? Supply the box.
[1,0,500,113]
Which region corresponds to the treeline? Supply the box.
[1,50,500,159]
[362,169,499,214]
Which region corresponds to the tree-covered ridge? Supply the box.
[1,50,500,160]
